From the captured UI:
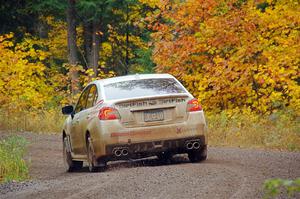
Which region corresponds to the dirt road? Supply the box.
[0,132,299,199]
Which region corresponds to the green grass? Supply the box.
[0,135,29,183]
[264,178,300,198]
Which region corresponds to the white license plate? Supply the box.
[144,110,164,122]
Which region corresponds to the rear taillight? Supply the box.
[187,98,202,112]
[98,107,120,120]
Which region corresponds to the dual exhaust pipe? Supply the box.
[186,141,200,150]
[113,148,129,157]
[113,141,200,156]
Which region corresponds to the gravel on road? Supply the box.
[0,132,299,199]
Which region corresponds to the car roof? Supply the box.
[91,73,175,86]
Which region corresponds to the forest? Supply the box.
[0,0,299,150]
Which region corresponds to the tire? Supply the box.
[188,145,207,163]
[63,137,83,172]
[87,136,106,172]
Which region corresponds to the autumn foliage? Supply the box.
[0,0,299,140]
[149,0,300,114]
[0,33,52,111]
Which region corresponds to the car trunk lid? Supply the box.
[114,94,190,128]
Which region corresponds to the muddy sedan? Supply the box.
[62,74,207,172]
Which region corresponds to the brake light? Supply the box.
[187,98,202,112]
[98,107,121,120]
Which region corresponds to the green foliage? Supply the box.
[76,0,112,21]
[129,48,155,74]
[97,0,155,75]
[28,0,66,18]
[0,0,38,37]
[264,178,300,198]
[0,135,29,183]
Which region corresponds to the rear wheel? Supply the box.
[63,137,83,172]
[188,145,207,163]
[87,136,106,172]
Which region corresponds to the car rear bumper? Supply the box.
[98,135,206,162]
[90,111,207,160]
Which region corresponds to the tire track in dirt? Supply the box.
[0,132,299,199]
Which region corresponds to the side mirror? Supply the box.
[62,105,74,115]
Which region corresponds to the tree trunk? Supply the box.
[125,3,129,75]
[91,21,101,77]
[83,21,93,70]
[66,0,79,95]
[35,19,49,39]
[83,20,101,77]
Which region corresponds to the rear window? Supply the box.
[104,78,186,100]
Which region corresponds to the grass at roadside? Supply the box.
[0,135,29,183]
[0,109,65,134]
[0,107,299,151]
[264,178,300,199]
[207,108,300,151]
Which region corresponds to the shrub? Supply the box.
[264,178,300,198]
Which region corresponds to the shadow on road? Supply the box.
[108,155,191,169]
[72,155,194,173]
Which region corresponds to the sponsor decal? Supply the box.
[176,127,183,134]
[117,98,186,108]
[111,130,151,137]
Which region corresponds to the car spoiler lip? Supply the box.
[107,93,192,105]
